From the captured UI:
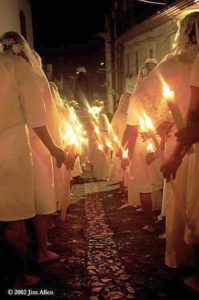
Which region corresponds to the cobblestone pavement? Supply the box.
[1,178,198,299]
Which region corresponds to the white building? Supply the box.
[105,0,199,113]
[0,0,33,47]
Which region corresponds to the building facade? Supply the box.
[0,0,33,46]
[105,0,199,113]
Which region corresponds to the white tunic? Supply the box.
[109,111,128,183]
[29,76,58,215]
[0,54,46,221]
[133,45,198,267]
[184,52,199,245]
[92,114,110,180]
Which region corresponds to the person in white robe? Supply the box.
[162,45,199,290]
[109,92,131,190]
[0,52,67,286]
[0,32,75,264]
[132,12,199,268]
[121,59,162,232]
[92,112,111,180]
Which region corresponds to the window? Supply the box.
[149,48,153,58]
[135,51,139,75]
[20,10,27,39]
[132,51,139,76]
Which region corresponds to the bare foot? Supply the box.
[37,250,60,264]
[118,203,133,210]
[159,233,166,240]
[142,225,156,233]
[184,276,199,293]
[48,219,56,230]
[12,275,39,288]
[47,241,53,247]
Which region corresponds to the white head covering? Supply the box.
[117,92,131,114]
[173,12,199,54]
[0,31,43,77]
[134,58,157,92]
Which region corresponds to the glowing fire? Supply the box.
[98,144,103,151]
[162,83,174,101]
[146,141,155,153]
[106,141,112,149]
[122,149,128,159]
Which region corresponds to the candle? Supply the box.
[122,149,128,159]
[140,112,190,228]
[162,83,193,154]
[162,83,185,130]
[143,114,164,162]
[146,141,155,153]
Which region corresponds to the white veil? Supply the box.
[0,31,43,77]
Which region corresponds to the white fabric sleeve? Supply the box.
[190,53,199,88]
[126,99,138,126]
[16,58,46,128]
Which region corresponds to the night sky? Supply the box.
[30,0,113,50]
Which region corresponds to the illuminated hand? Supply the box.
[103,146,109,155]
[121,158,129,170]
[51,146,66,168]
[176,126,199,146]
[145,152,158,165]
[160,154,182,182]
[115,148,123,159]
[64,153,77,170]
[156,121,173,139]
[141,132,152,141]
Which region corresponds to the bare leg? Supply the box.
[184,244,199,292]
[140,193,156,232]
[32,215,59,263]
[3,221,28,255]
[3,220,39,287]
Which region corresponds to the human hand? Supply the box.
[160,154,182,182]
[115,148,123,159]
[121,158,129,170]
[145,152,158,165]
[51,146,66,168]
[64,153,77,170]
[156,121,173,139]
[141,132,152,141]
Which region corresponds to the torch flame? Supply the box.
[98,144,103,151]
[147,141,155,153]
[139,116,146,132]
[122,149,128,159]
[144,115,155,131]
[113,135,119,143]
[162,83,174,101]
[106,141,112,149]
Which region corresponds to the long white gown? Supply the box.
[0,54,46,221]
[109,111,128,184]
[133,45,198,268]
[184,53,199,245]
[92,114,110,180]
[28,75,58,215]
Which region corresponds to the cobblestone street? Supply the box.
[1,178,198,299]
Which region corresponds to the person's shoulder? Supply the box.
[0,52,19,64]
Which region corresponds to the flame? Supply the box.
[139,116,146,132]
[88,106,102,117]
[162,83,174,101]
[144,114,155,132]
[122,149,128,159]
[106,140,112,149]
[147,141,155,153]
[98,144,103,151]
[113,135,119,143]
[94,126,100,134]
